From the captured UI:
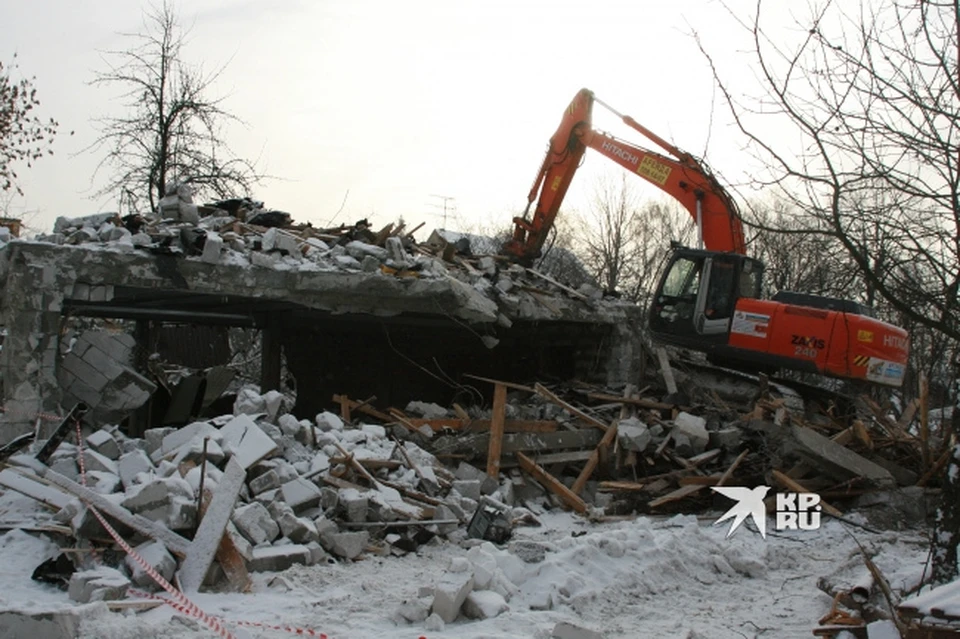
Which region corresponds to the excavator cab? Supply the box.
[649,246,764,349]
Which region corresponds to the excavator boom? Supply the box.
[503,88,745,262]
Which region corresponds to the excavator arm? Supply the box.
[503,88,746,262]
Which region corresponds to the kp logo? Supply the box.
[711,486,822,538]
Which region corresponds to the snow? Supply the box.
[0,482,933,639]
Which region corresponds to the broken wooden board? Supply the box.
[177,457,246,593]
[403,418,558,433]
[473,429,603,455]
[37,467,191,557]
[598,481,646,492]
[331,394,395,423]
[771,470,843,518]
[534,383,608,432]
[516,452,587,514]
[648,484,705,509]
[572,420,618,495]
[487,383,507,478]
[0,468,73,510]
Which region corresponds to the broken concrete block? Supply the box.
[305,541,329,565]
[234,387,267,415]
[509,540,551,563]
[233,502,280,545]
[85,430,121,460]
[338,487,369,523]
[453,479,482,502]
[328,531,369,560]
[82,449,119,476]
[423,613,445,633]
[68,567,130,603]
[431,571,475,623]
[278,512,320,544]
[552,621,603,639]
[344,240,387,262]
[384,236,408,262]
[673,412,709,454]
[395,598,431,623]
[159,421,219,457]
[617,417,651,452]
[407,400,448,419]
[86,471,121,495]
[200,231,223,264]
[0,604,108,639]
[710,427,743,451]
[361,255,380,272]
[125,540,176,588]
[454,461,499,495]
[121,477,196,530]
[280,477,323,512]
[220,414,279,469]
[463,590,508,619]
[248,545,312,573]
[333,254,361,270]
[117,449,155,490]
[787,424,896,487]
[249,468,281,495]
[144,427,176,455]
[315,411,344,432]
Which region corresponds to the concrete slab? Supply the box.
[178,457,247,593]
[219,414,278,469]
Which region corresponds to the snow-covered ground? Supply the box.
[0,487,930,639]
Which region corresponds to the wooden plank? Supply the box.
[500,429,602,453]
[217,525,252,593]
[771,470,843,517]
[0,468,72,510]
[37,467,191,557]
[487,383,507,478]
[585,392,686,412]
[534,383,608,432]
[330,457,402,470]
[530,450,595,465]
[463,374,535,393]
[598,481,646,492]
[331,395,394,423]
[717,450,749,487]
[572,420,618,495]
[516,452,587,513]
[525,267,591,301]
[656,348,678,395]
[678,475,723,486]
[404,418,558,433]
[648,484,704,508]
[177,457,246,593]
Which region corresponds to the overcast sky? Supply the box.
[1,0,800,238]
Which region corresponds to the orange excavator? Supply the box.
[503,88,909,387]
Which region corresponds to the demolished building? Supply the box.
[0,210,642,445]
[0,204,954,637]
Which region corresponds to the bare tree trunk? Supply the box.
[930,385,960,584]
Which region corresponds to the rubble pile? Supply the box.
[0,354,948,630]
[38,201,605,325]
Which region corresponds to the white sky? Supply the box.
[1,0,802,238]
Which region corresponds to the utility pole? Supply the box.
[428,194,457,228]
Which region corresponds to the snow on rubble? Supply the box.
[0,383,936,639]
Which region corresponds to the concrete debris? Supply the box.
[0,204,945,635]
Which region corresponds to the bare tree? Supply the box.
[0,54,60,195]
[573,173,694,303]
[89,1,259,213]
[699,0,959,583]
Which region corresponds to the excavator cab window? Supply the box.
[650,250,764,346]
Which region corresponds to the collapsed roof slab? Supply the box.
[0,241,643,442]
